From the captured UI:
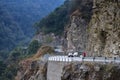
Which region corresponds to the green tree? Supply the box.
[35,1,70,35]
[0,60,6,76]
[28,40,41,54]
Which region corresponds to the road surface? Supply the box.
[48,56,120,63]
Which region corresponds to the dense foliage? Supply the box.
[0,0,65,37]
[35,0,70,35]
[0,60,6,79]
[0,0,65,80]
[0,5,25,53]
[28,40,41,55]
[35,0,93,35]
[0,48,22,80]
[0,40,41,80]
[0,0,64,55]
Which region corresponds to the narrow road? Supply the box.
[48,56,120,63]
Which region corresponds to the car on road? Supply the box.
[68,51,86,58]
[68,52,73,57]
[68,52,81,57]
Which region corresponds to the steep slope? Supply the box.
[0,5,25,52]
[15,0,120,80]
[61,63,120,80]
[0,0,65,53]
[60,0,120,57]
[64,0,93,52]
[35,0,93,51]
[36,0,91,35]
[0,0,65,37]
[15,46,54,80]
[87,0,120,57]
[35,0,70,35]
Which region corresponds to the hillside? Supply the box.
[0,0,65,53]
[36,0,120,57]
[36,0,92,35]
[35,0,71,35]
[87,0,120,57]
[0,0,119,80]
[0,5,25,52]
[0,0,65,37]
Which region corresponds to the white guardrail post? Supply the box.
[105,57,107,63]
[93,57,95,62]
[48,56,120,63]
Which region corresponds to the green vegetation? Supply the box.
[35,0,92,35]
[0,0,94,79]
[0,0,65,55]
[0,40,41,80]
[35,0,70,35]
[0,63,18,80]
[28,40,41,55]
[1,0,65,37]
[0,49,20,80]
[0,5,25,53]
[0,60,6,78]
[45,36,53,43]
[33,46,54,59]
[0,0,65,79]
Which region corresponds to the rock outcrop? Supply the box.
[65,0,120,57]
[15,59,47,80]
[87,0,120,57]
[15,45,54,80]
[61,63,120,80]
[64,0,93,52]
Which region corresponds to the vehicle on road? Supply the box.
[68,52,78,57]
[68,51,86,57]
[68,52,73,57]
[73,52,78,57]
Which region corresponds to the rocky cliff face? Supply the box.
[15,45,54,80]
[65,0,93,52]
[65,10,88,52]
[61,63,120,80]
[15,60,47,80]
[87,0,120,57]
[65,0,120,57]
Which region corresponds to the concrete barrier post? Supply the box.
[105,57,107,63]
[114,57,116,63]
[93,57,95,62]
[66,58,68,62]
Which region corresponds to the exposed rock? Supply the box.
[87,0,120,57]
[61,63,120,80]
[64,0,93,52]
[15,60,47,80]
[65,0,120,57]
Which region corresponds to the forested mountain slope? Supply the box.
[35,0,92,35]
[0,0,65,37]
[0,0,64,52]
[0,5,25,52]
